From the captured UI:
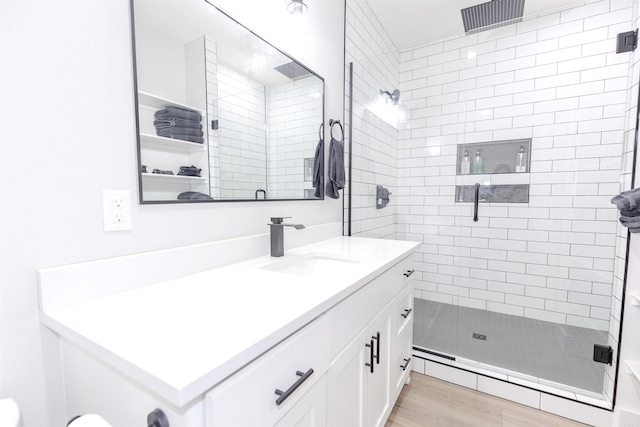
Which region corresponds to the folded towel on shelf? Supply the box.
[178,191,213,200]
[177,165,201,177]
[156,126,204,138]
[620,216,640,232]
[152,169,174,175]
[154,119,202,130]
[325,136,345,199]
[154,106,202,122]
[611,188,640,216]
[312,137,324,198]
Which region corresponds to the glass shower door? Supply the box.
[443,21,623,403]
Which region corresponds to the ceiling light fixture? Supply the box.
[288,0,308,16]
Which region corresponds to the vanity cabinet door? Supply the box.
[327,254,415,427]
[327,304,393,427]
[365,305,393,427]
[327,327,368,427]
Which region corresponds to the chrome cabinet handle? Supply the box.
[473,183,480,222]
[274,368,314,405]
[401,308,412,319]
[373,332,380,365]
[400,357,411,371]
[403,270,415,277]
[365,339,374,373]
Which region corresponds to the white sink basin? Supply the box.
[260,252,362,277]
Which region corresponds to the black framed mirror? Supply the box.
[130,0,325,203]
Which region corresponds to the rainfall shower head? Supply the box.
[274,61,312,80]
[461,0,525,34]
[380,89,400,105]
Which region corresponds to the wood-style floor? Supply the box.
[385,373,588,427]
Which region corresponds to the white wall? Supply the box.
[0,0,344,426]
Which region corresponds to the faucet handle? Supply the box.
[270,217,291,224]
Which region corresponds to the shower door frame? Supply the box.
[342,57,639,411]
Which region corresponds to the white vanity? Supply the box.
[39,235,419,426]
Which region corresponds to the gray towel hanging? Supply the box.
[312,123,324,198]
[326,120,345,199]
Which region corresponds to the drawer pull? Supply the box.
[372,332,380,365]
[274,368,314,406]
[365,339,374,373]
[403,270,415,277]
[401,357,411,371]
[401,308,412,319]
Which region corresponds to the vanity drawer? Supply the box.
[206,315,329,427]
[397,254,416,291]
[392,315,413,401]
[394,283,413,336]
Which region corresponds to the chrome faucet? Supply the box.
[269,217,305,257]
[255,189,266,199]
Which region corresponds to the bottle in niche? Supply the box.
[473,150,483,174]
[461,150,471,174]
[515,145,527,173]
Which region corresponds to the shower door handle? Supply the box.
[365,339,374,373]
[473,183,480,222]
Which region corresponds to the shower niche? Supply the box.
[455,138,531,203]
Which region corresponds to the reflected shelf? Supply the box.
[137,91,205,114]
[140,133,207,153]
[141,172,208,184]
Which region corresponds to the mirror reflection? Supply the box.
[131,0,325,203]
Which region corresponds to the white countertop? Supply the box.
[40,236,419,407]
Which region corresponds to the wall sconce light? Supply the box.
[288,0,308,16]
[380,89,400,105]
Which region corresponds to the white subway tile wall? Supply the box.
[399,0,631,330]
[215,64,268,200]
[347,0,633,327]
[205,41,322,200]
[267,76,323,200]
[344,0,400,238]
[205,38,221,199]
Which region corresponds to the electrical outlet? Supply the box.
[103,190,132,232]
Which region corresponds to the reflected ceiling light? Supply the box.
[288,0,308,16]
[380,89,401,105]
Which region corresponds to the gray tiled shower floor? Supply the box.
[413,298,608,394]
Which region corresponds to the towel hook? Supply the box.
[329,119,344,141]
[319,122,324,140]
